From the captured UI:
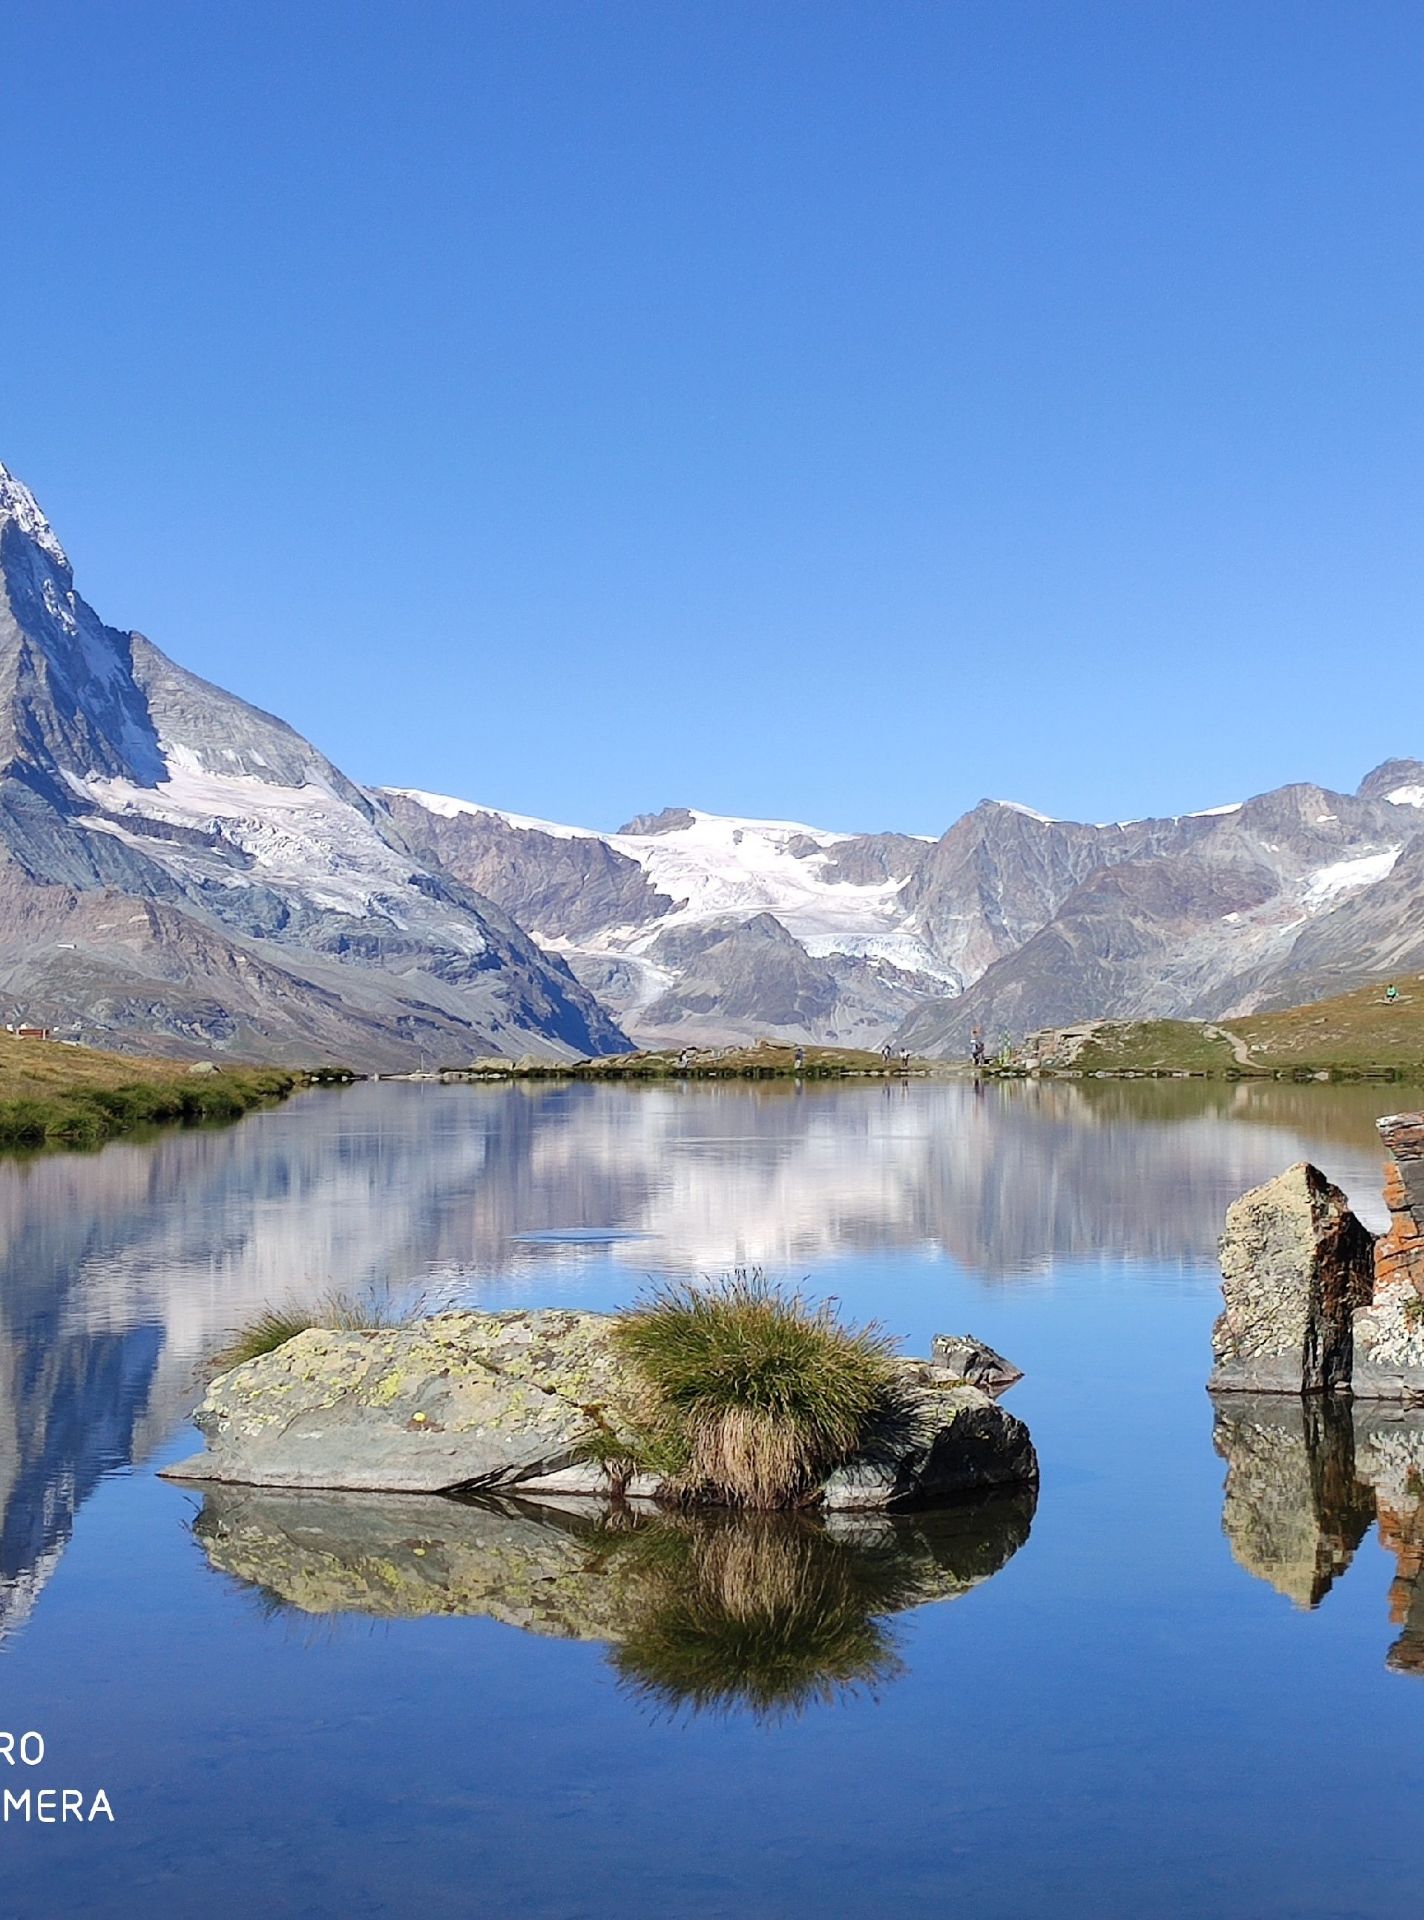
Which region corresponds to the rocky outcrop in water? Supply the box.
[1212,1120,1424,1401]
[1209,1163,1376,1394]
[163,1308,1038,1508]
[1354,1115,1424,1399]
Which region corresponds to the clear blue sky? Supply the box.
[3,2,1420,834]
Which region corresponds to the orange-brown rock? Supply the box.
[1373,1114,1424,1304]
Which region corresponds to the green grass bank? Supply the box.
[0,1038,347,1150]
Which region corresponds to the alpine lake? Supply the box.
[1,1074,1422,1919]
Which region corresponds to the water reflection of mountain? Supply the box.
[1213,1396,1424,1674]
[193,1488,1035,1720]
[0,1078,1400,1644]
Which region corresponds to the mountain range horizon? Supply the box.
[2,455,1421,1068]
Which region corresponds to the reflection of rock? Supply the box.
[1210,1164,1375,1394]
[1354,1409,1424,1675]
[1212,1395,1375,1606]
[193,1484,1036,1717]
[196,1489,633,1636]
[1213,1394,1424,1674]
[165,1309,1038,1508]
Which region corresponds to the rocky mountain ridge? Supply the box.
[386,767,1424,1052]
[0,463,627,1067]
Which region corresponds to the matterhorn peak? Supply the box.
[0,460,70,572]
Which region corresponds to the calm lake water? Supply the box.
[2,1076,1422,1919]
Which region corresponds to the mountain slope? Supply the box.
[382,790,954,1046]
[0,463,627,1066]
[897,780,1422,1053]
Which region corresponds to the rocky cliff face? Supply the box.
[0,463,628,1066]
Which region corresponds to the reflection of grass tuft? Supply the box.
[608,1512,913,1721]
[603,1272,898,1509]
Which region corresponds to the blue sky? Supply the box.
[2,2,1420,834]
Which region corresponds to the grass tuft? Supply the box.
[209,1285,434,1372]
[604,1271,898,1509]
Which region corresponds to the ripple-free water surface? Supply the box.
[1,1077,1421,1919]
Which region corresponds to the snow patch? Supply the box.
[1188,802,1243,818]
[1301,846,1402,908]
[1386,784,1424,809]
[384,789,597,841]
[76,757,486,937]
[992,800,1057,823]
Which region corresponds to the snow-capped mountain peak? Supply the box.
[0,461,69,572]
[0,458,628,1065]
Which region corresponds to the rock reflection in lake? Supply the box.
[193,1486,1035,1719]
[1212,1395,1424,1672]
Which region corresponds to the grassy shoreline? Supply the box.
[445,1042,928,1082]
[0,1040,336,1151]
[997,977,1424,1082]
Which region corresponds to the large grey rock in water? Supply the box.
[164,1310,634,1494]
[164,1309,1038,1508]
[1209,1162,1376,1394]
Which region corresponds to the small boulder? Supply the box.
[1210,1162,1376,1395]
[929,1334,1024,1396]
[819,1385,1037,1511]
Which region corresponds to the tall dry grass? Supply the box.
[606,1271,898,1508]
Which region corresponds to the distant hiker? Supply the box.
[970,1027,986,1069]
[900,1048,911,1072]
[881,1042,893,1068]
[1386,984,1399,1004]
[794,1045,805,1070]
[678,1048,691,1069]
